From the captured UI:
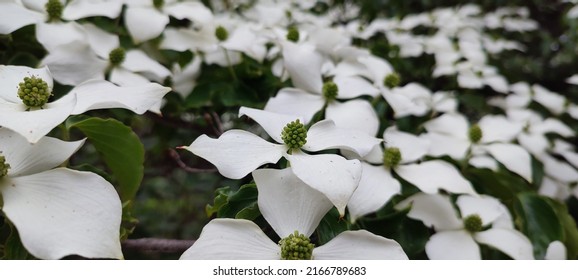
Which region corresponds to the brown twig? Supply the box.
[122,238,195,254]
[169,148,217,173]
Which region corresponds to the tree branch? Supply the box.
[121,238,195,254]
[169,148,217,173]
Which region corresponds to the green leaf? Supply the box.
[465,167,531,205]
[546,199,578,259]
[315,208,349,245]
[2,222,29,260]
[66,116,144,202]
[206,186,232,217]
[206,184,260,219]
[514,192,563,259]
[235,202,261,220]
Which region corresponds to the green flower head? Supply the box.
[0,152,10,178]
[279,231,315,260]
[383,147,402,168]
[469,124,483,143]
[286,26,300,42]
[45,0,63,22]
[464,214,483,233]
[281,119,308,150]
[215,26,228,42]
[108,47,126,66]
[17,76,52,108]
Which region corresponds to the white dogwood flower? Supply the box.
[397,192,534,260]
[180,168,408,260]
[181,107,381,215]
[0,65,170,143]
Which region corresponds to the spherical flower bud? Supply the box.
[383,147,402,168]
[469,124,483,143]
[281,119,307,150]
[383,72,400,88]
[153,0,164,9]
[0,152,10,178]
[279,231,315,260]
[17,76,52,108]
[45,0,63,22]
[215,26,228,42]
[322,81,338,101]
[464,214,483,232]
[108,47,126,66]
[286,26,300,42]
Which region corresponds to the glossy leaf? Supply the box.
[514,192,563,259]
[66,116,144,202]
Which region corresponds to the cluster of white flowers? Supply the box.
[0,0,576,260]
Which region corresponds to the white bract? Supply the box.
[180,168,408,260]
[0,128,123,259]
[181,107,381,215]
[397,193,534,260]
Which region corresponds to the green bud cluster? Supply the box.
[215,26,228,41]
[17,76,52,108]
[45,0,63,22]
[383,147,402,168]
[279,231,315,260]
[153,0,164,9]
[322,81,338,101]
[109,47,126,66]
[383,72,400,88]
[0,152,10,178]
[468,124,483,143]
[286,26,300,42]
[281,119,308,150]
[464,214,483,233]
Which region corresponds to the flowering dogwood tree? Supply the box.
[0,0,577,260]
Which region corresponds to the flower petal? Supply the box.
[287,151,361,216]
[305,119,382,157]
[396,192,463,231]
[180,219,279,260]
[82,23,119,58]
[282,41,323,93]
[1,168,123,259]
[0,93,76,143]
[41,43,107,86]
[456,195,504,226]
[474,228,534,260]
[122,50,172,82]
[384,127,429,163]
[164,1,213,23]
[36,22,86,52]
[426,230,481,260]
[325,99,379,136]
[182,130,285,179]
[239,107,302,144]
[63,0,124,20]
[483,143,532,182]
[0,128,84,177]
[348,163,400,223]
[0,65,54,103]
[545,241,567,260]
[478,115,523,143]
[313,230,408,260]
[70,80,170,115]
[423,113,469,138]
[0,2,43,34]
[264,88,324,124]
[253,168,333,238]
[421,132,469,159]
[125,6,169,43]
[333,75,380,98]
[395,160,477,195]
